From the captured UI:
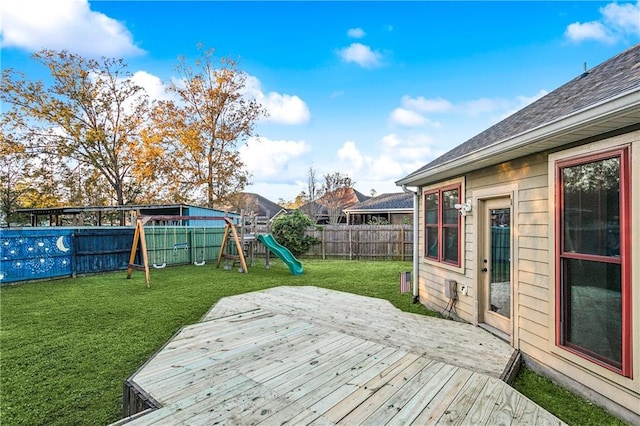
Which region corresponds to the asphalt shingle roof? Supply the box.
[404,44,640,179]
[345,193,413,211]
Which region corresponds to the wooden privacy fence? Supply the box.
[0,226,228,285]
[301,224,413,260]
[1,224,413,284]
[0,227,137,284]
[144,226,227,268]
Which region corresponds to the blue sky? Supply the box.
[2,1,639,203]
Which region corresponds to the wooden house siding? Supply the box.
[400,46,640,423]
[415,132,640,422]
[416,154,551,336]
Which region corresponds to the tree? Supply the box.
[0,50,151,208]
[0,116,33,224]
[144,46,266,207]
[302,165,324,221]
[321,171,353,224]
[271,210,319,256]
[19,154,68,209]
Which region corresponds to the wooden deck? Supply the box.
[118,287,565,425]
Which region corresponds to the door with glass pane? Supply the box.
[481,198,512,336]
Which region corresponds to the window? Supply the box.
[556,147,631,376]
[424,184,461,266]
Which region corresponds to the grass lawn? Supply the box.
[0,259,626,425]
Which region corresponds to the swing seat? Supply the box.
[152,263,167,269]
[193,260,206,266]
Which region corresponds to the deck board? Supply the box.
[119,286,565,425]
[203,286,515,378]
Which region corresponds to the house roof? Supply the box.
[397,44,640,187]
[299,187,370,217]
[344,192,413,213]
[215,193,285,219]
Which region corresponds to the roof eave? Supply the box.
[344,208,413,214]
[396,88,640,187]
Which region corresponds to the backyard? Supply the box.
[0,259,626,425]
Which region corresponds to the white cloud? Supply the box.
[390,108,426,127]
[347,28,366,38]
[130,71,174,102]
[334,134,434,186]
[565,1,640,44]
[389,108,442,128]
[390,133,434,163]
[263,92,311,125]
[381,134,401,148]
[401,96,453,113]
[244,76,310,125]
[565,21,615,44]
[337,141,364,170]
[390,96,453,127]
[0,0,144,56]
[337,43,383,68]
[602,2,640,35]
[239,137,311,181]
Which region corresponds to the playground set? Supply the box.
[126,214,303,287]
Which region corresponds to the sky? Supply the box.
[1,1,639,203]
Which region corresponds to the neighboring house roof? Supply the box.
[344,192,413,213]
[216,193,286,219]
[397,44,640,187]
[299,187,370,217]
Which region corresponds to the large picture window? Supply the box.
[424,184,461,266]
[556,147,631,376]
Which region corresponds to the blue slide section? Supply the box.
[257,234,303,276]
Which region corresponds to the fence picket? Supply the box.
[299,224,412,261]
[1,224,413,284]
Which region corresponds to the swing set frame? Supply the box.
[126,215,247,287]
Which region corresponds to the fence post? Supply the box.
[322,227,326,260]
[400,228,404,261]
[72,231,78,278]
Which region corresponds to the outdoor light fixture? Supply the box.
[455,199,472,216]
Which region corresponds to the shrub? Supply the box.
[271,210,319,256]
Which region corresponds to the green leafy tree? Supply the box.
[271,210,319,256]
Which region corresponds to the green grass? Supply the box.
[512,368,627,426]
[0,260,625,425]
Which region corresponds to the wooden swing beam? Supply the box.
[126,215,240,287]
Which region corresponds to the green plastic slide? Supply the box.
[257,234,303,275]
